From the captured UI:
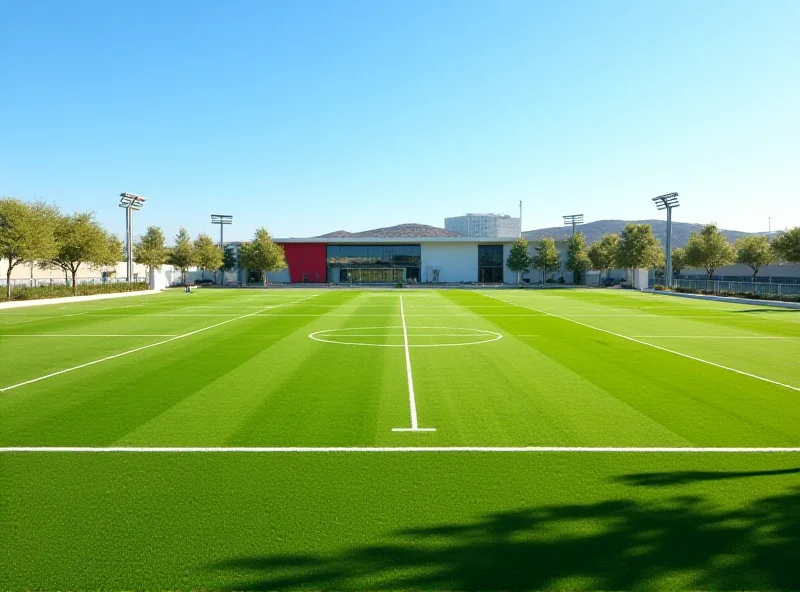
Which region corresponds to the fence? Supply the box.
[672,279,800,298]
[675,275,800,285]
[0,277,138,288]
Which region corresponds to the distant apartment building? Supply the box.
[444,213,521,238]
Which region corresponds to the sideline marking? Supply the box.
[1,447,798,453]
[0,334,178,338]
[392,295,436,432]
[0,295,321,393]
[631,335,798,339]
[483,293,800,393]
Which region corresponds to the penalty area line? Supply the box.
[0,293,322,393]
[482,293,800,393]
[1,447,798,453]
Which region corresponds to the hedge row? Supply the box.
[0,282,149,302]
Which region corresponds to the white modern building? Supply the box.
[445,213,521,238]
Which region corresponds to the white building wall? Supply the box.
[444,214,520,238]
[502,243,517,284]
[267,268,291,283]
[421,243,478,283]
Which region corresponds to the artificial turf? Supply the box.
[1,287,799,589]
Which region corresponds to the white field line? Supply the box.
[483,293,800,393]
[318,333,496,337]
[1,446,799,453]
[631,335,800,339]
[1,311,90,325]
[392,295,435,432]
[0,294,321,393]
[0,334,178,338]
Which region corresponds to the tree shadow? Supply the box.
[732,308,800,313]
[207,482,800,590]
[615,467,800,487]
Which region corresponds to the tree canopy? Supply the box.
[134,226,168,274]
[506,238,531,285]
[587,234,620,278]
[47,212,122,293]
[734,235,775,280]
[194,233,223,280]
[167,228,196,284]
[0,198,59,298]
[684,224,735,279]
[565,232,591,284]
[772,227,800,263]
[239,228,287,286]
[531,237,560,283]
[616,223,663,270]
[671,247,687,276]
[222,247,237,272]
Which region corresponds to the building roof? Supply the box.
[315,223,461,239]
[316,230,353,238]
[277,236,535,244]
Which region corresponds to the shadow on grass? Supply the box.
[732,308,800,313]
[615,467,800,486]
[208,476,800,589]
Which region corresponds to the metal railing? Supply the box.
[0,277,138,288]
[672,279,800,298]
[674,275,800,285]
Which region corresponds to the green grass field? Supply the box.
[1,288,799,590]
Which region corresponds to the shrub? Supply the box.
[0,281,149,302]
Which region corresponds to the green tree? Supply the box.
[506,238,531,286]
[684,224,735,280]
[46,213,122,294]
[134,226,168,275]
[587,233,620,280]
[531,237,560,284]
[671,247,687,277]
[616,223,663,270]
[0,198,59,299]
[193,233,223,281]
[222,247,237,271]
[238,228,287,287]
[772,227,800,263]
[167,228,196,284]
[734,235,775,281]
[565,231,592,284]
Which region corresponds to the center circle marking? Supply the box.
[308,326,503,348]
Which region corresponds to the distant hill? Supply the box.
[523,219,759,247]
[316,223,461,239]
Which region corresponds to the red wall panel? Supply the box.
[279,243,327,283]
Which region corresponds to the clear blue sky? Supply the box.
[2,0,798,241]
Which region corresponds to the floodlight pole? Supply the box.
[651,193,680,287]
[119,192,146,282]
[563,214,584,235]
[211,214,233,284]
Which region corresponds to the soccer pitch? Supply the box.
[2,288,799,589]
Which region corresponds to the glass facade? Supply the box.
[478,245,504,283]
[327,244,421,283]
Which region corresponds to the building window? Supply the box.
[478,245,504,283]
[326,244,421,283]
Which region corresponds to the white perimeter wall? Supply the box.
[421,243,478,283]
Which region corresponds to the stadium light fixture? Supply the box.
[652,192,680,286]
[563,214,584,235]
[211,214,233,283]
[119,192,147,282]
